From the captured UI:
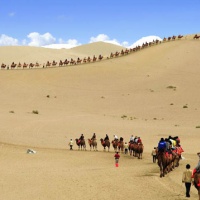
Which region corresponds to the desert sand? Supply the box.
[0,35,200,200]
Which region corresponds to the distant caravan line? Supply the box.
[1,34,199,70]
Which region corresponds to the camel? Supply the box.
[129,143,135,156]
[194,34,200,39]
[92,55,97,62]
[46,61,51,67]
[29,63,34,68]
[178,35,183,39]
[125,49,129,54]
[155,39,160,44]
[98,55,103,60]
[52,60,57,66]
[114,51,119,57]
[117,138,124,153]
[112,140,118,151]
[108,52,114,59]
[172,35,176,40]
[157,151,168,177]
[63,59,69,66]
[86,56,91,62]
[168,37,171,41]
[135,143,144,159]
[120,49,125,55]
[1,63,6,69]
[23,62,28,69]
[83,57,87,63]
[11,62,17,69]
[100,138,110,152]
[76,57,82,64]
[70,58,76,65]
[88,139,97,151]
[59,60,63,66]
[35,62,40,67]
[163,37,166,42]
[17,62,22,68]
[75,139,86,150]
[193,173,200,200]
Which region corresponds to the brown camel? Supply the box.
[17,62,22,68]
[87,56,91,62]
[157,151,168,177]
[172,35,176,40]
[112,140,118,151]
[75,138,86,151]
[11,62,17,69]
[178,35,183,39]
[135,143,144,159]
[70,58,76,65]
[193,173,200,200]
[120,49,125,55]
[52,60,57,66]
[63,59,69,65]
[110,52,114,58]
[98,55,103,60]
[88,139,97,151]
[23,62,28,69]
[100,138,110,152]
[93,55,97,62]
[193,34,200,39]
[117,137,124,153]
[35,62,40,67]
[46,61,51,67]
[1,63,6,69]
[76,57,82,64]
[29,63,34,68]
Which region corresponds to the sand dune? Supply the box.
[0,37,200,199]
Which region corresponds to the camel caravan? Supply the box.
[1,34,191,70]
[156,136,184,178]
[73,133,144,159]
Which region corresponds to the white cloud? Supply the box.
[42,39,81,49]
[128,36,162,48]
[27,32,56,46]
[0,34,18,46]
[89,34,128,47]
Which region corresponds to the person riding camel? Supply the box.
[79,134,84,142]
[134,136,138,143]
[192,152,200,186]
[91,133,96,141]
[158,138,167,152]
[104,134,109,141]
[130,135,134,143]
[114,135,118,141]
[168,135,176,149]
[137,137,142,144]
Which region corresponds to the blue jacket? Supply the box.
[158,141,166,151]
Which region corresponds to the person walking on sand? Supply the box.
[151,147,157,163]
[114,151,120,167]
[182,164,193,198]
[68,139,74,150]
[124,142,129,154]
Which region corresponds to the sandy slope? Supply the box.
[0,38,200,199]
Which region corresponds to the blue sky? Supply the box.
[0,0,200,48]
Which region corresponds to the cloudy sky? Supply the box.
[0,0,200,48]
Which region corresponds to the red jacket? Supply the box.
[114,153,120,159]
